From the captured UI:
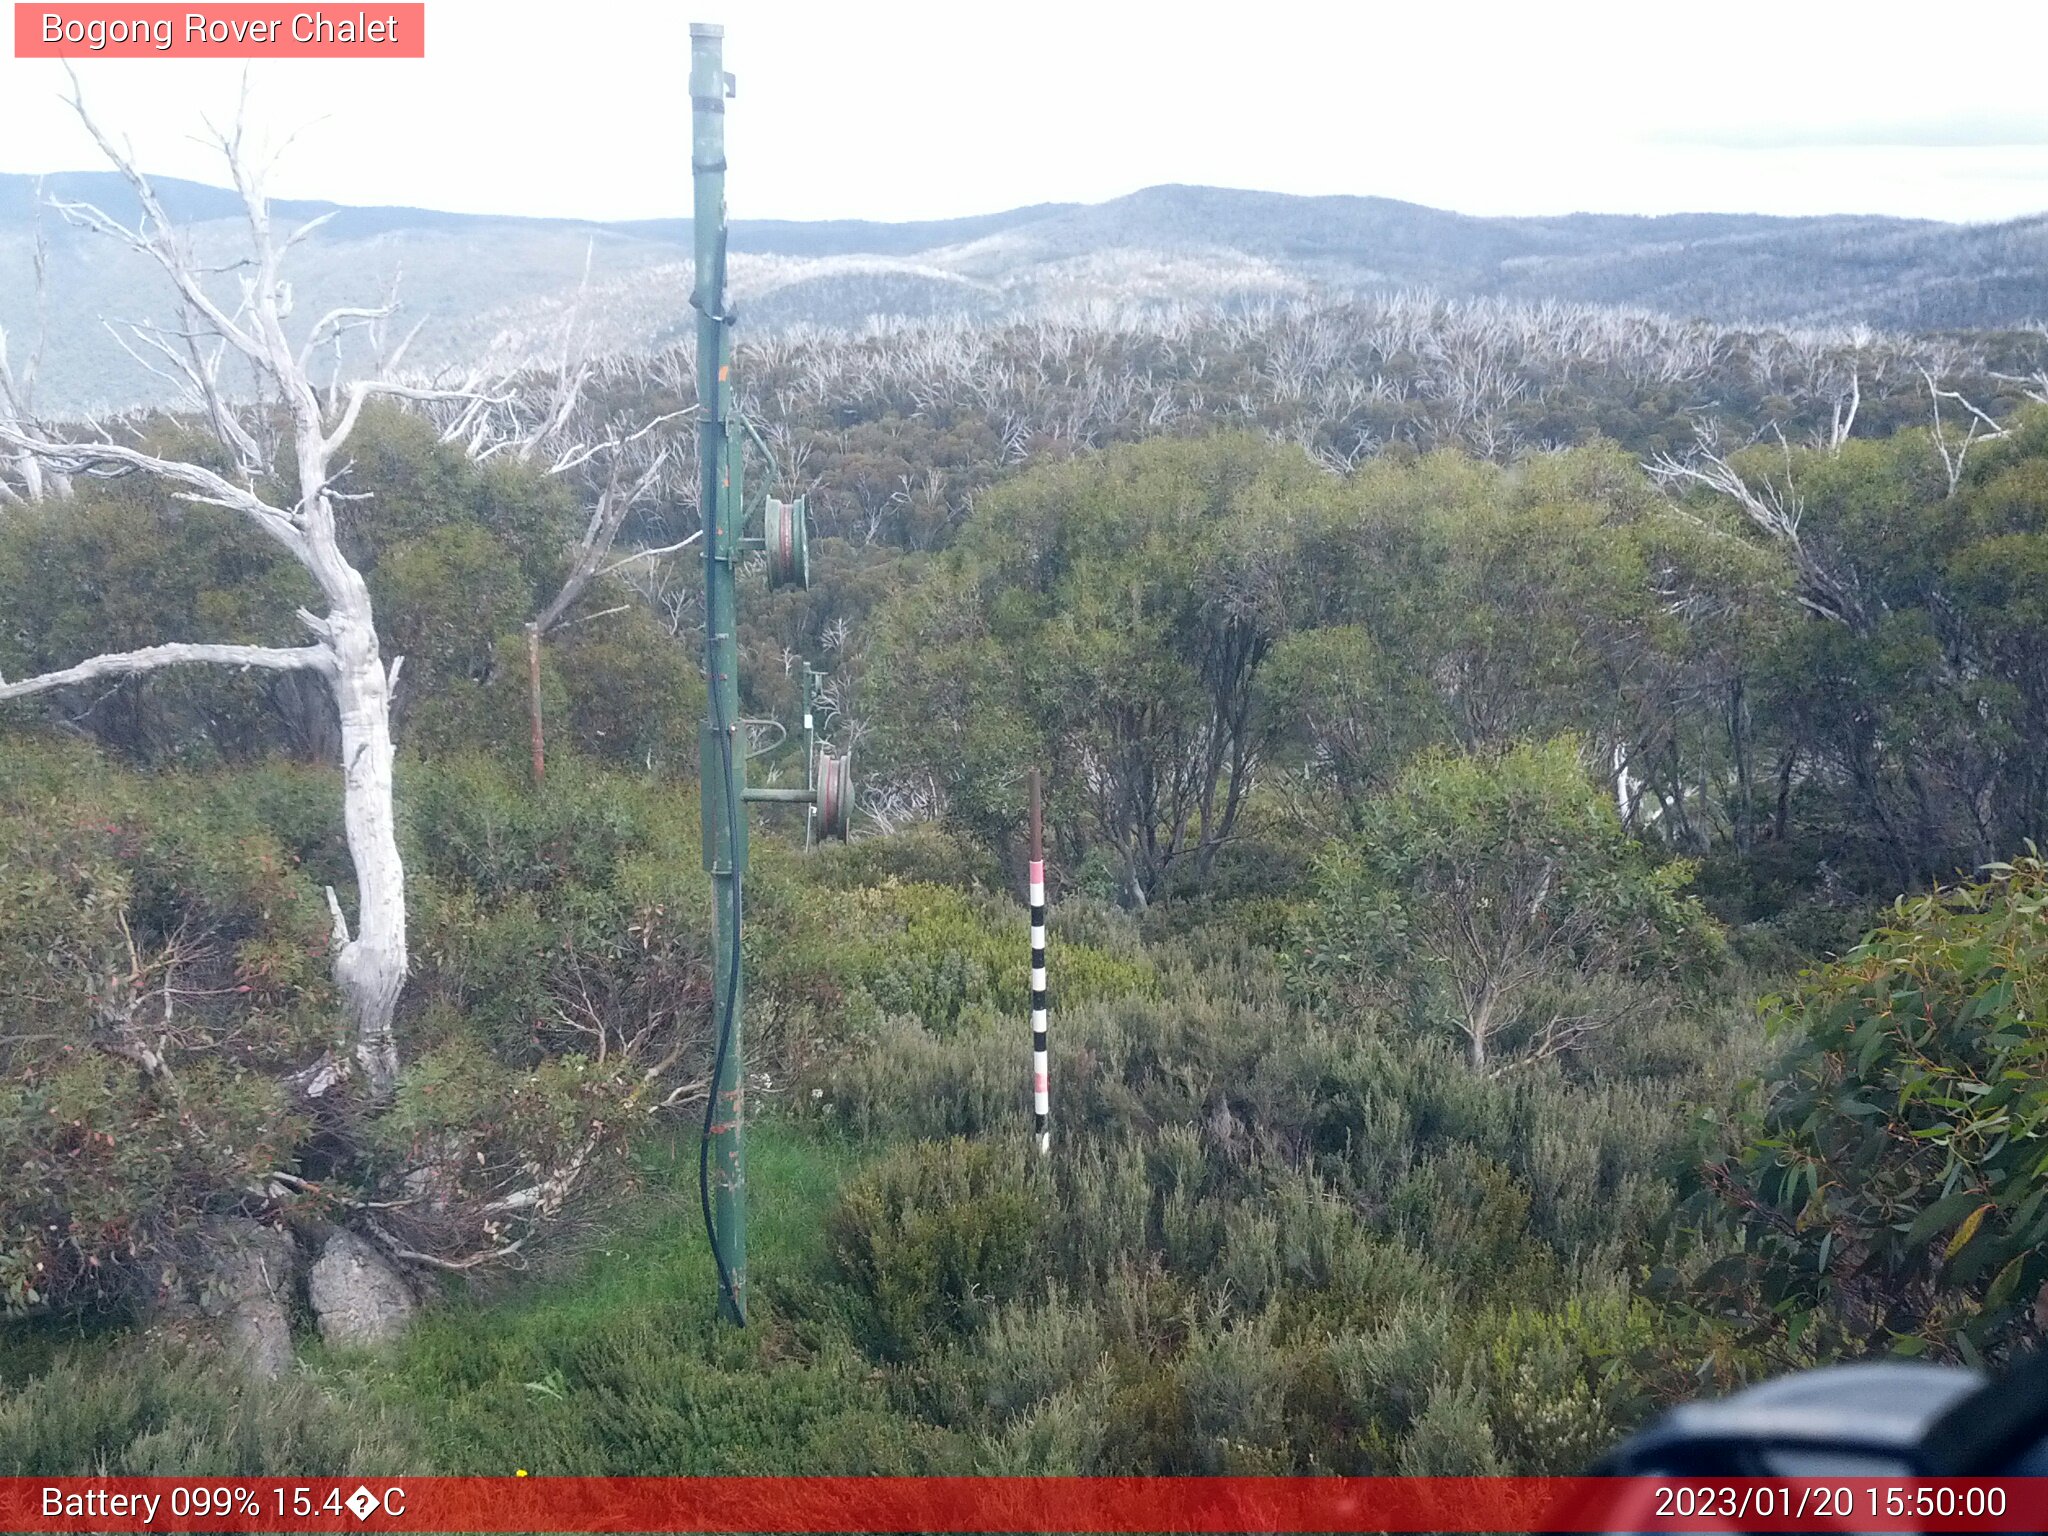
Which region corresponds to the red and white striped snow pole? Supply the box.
[1028,768,1049,1155]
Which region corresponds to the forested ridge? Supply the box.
[5,262,2048,1474]
[12,171,2048,413]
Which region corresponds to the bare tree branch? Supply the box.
[533,450,672,636]
[1646,421,1866,629]
[0,641,331,702]
[0,423,310,557]
[1922,366,2009,499]
[598,528,701,578]
[0,211,67,503]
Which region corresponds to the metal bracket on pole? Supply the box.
[740,659,849,841]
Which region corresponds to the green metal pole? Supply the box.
[691,19,746,1326]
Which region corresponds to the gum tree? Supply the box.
[0,89,506,1099]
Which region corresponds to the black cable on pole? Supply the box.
[697,220,745,1324]
[698,712,744,1324]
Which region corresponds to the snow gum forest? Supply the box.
[5,114,2048,1478]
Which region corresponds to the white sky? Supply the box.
[5,0,2048,225]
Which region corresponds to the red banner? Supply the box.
[13,4,425,58]
[0,1476,2043,1532]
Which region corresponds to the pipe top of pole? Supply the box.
[690,21,723,37]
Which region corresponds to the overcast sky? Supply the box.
[6,0,2048,225]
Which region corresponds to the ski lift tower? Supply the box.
[691,22,852,1327]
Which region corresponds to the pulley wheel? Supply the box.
[815,747,852,842]
[764,495,811,591]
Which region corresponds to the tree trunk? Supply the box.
[527,623,546,789]
[327,595,406,1101]
[1466,987,1494,1071]
[1729,676,1754,855]
[1774,749,1796,842]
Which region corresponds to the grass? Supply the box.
[398,1116,858,1357]
[325,1114,969,1474]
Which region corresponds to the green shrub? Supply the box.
[839,883,1154,1036]
[0,1342,419,1475]
[1475,1292,1656,1473]
[1150,1123,1227,1275]
[551,606,703,774]
[1049,1137,1154,1288]
[1396,1368,1504,1475]
[1295,736,1723,1071]
[1176,1306,1295,1472]
[921,1284,1106,1429]
[1263,1172,1446,1332]
[400,630,552,764]
[805,826,1002,893]
[1709,855,2048,1363]
[371,525,531,691]
[402,751,649,901]
[811,1014,1017,1142]
[449,1313,963,1474]
[0,738,326,1315]
[1326,1301,1453,1464]
[0,488,317,765]
[977,1378,1112,1474]
[400,753,717,1075]
[825,1139,1052,1361]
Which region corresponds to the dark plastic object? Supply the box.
[1595,1361,1984,1477]
[1921,1349,2048,1475]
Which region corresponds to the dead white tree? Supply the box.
[433,283,702,786]
[1826,364,1860,454]
[0,218,68,505]
[1645,422,1865,631]
[523,434,684,784]
[0,87,504,1100]
[1921,367,2008,499]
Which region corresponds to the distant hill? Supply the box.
[3,172,2044,413]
